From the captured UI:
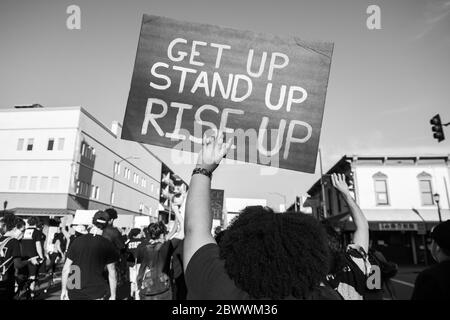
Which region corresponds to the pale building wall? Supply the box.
[354,165,450,210]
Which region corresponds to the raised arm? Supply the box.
[166,209,181,240]
[183,132,232,271]
[331,173,369,252]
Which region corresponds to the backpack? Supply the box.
[138,242,171,297]
[0,237,14,283]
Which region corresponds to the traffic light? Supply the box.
[430,114,445,142]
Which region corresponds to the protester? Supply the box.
[0,214,39,300]
[125,228,144,299]
[21,217,45,299]
[367,240,398,300]
[169,204,187,300]
[323,173,372,300]
[103,208,126,251]
[411,220,450,300]
[48,227,67,279]
[183,132,333,300]
[67,224,87,252]
[61,211,119,300]
[101,208,129,299]
[136,216,181,300]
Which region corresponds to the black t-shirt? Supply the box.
[52,232,67,252]
[411,260,450,300]
[67,234,119,300]
[0,237,21,285]
[126,238,144,262]
[21,227,44,258]
[171,238,184,279]
[185,243,249,300]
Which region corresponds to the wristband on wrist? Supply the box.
[192,167,212,178]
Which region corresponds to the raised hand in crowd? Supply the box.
[331,173,369,253]
[183,131,233,271]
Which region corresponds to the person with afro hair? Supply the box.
[183,131,338,300]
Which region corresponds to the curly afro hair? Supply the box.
[147,221,168,240]
[0,213,25,232]
[218,206,330,299]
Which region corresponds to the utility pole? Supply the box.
[319,148,327,219]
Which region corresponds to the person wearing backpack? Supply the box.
[323,174,372,300]
[0,214,39,300]
[136,216,181,300]
[367,242,398,300]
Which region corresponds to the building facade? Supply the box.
[0,106,166,227]
[305,155,450,265]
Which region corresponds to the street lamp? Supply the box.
[269,192,287,211]
[433,193,442,223]
[110,156,140,207]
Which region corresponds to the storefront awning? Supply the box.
[327,209,449,233]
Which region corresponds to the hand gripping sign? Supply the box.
[122,15,333,173]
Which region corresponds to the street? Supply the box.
[36,265,424,300]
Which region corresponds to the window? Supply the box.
[9,176,18,190]
[133,173,139,184]
[29,176,38,191]
[417,172,434,205]
[142,178,147,188]
[17,139,24,151]
[151,183,154,193]
[373,172,389,205]
[81,142,85,155]
[26,139,34,151]
[95,186,100,200]
[111,192,115,204]
[50,176,59,190]
[58,138,65,150]
[47,138,55,151]
[114,162,121,175]
[19,176,28,190]
[40,177,48,190]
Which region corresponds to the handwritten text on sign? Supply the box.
[122,15,333,173]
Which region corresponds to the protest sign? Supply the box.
[122,15,333,172]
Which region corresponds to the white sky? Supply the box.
[1,0,449,208]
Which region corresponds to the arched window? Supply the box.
[417,172,434,205]
[373,172,389,205]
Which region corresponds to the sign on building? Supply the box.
[378,222,419,231]
[211,189,224,220]
[122,15,333,173]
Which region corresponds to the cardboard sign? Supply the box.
[211,189,224,220]
[122,15,333,173]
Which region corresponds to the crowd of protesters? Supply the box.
[1,132,450,300]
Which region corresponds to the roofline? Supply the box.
[306,154,450,195]
[0,106,187,180]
